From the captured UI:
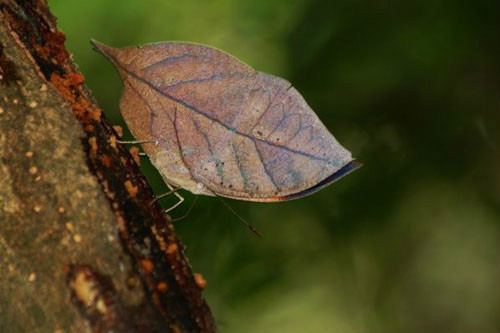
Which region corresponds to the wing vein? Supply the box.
[112,57,329,162]
[252,140,280,191]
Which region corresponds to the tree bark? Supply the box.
[0,1,215,332]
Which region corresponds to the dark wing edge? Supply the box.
[209,160,362,202]
[268,160,362,202]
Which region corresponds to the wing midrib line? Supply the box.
[112,54,330,163]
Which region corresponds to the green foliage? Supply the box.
[51,0,500,332]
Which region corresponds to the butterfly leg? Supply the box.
[149,183,185,214]
[117,139,159,145]
[164,182,184,214]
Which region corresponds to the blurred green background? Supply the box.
[50,0,499,332]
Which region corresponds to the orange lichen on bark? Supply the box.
[100,155,112,168]
[34,30,68,65]
[124,180,138,198]
[194,273,207,290]
[140,259,154,274]
[66,72,85,86]
[166,243,178,255]
[129,147,141,165]
[49,72,102,126]
[89,108,102,121]
[113,125,123,137]
[71,98,90,118]
[50,73,74,102]
[88,137,98,155]
[109,135,118,150]
[157,281,168,292]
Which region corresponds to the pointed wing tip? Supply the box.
[89,39,114,56]
[348,160,363,170]
[325,159,363,184]
[302,159,362,194]
[89,38,101,50]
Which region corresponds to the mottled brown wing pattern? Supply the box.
[92,41,359,201]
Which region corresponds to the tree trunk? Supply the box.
[0,1,215,332]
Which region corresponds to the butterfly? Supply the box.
[91,40,361,212]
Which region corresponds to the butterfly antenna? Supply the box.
[171,195,198,222]
[216,196,262,238]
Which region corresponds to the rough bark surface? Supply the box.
[0,1,215,332]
